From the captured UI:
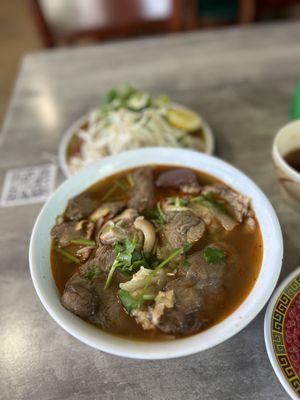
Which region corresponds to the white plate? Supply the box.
[30,148,282,359]
[59,105,215,178]
[264,267,300,399]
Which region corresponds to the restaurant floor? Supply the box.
[0,0,39,126]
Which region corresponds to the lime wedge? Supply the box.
[167,107,202,131]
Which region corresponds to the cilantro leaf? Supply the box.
[105,237,150,288]
[149,202,166,226]
[181,259,190,269]
[118,289,141,313]
[203,247,226,264]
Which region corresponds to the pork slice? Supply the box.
[156,169,201,194]
[128,168,155,213]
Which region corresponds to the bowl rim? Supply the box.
[58,104,215,178]
[272,120,300,182]
[29,147,283,359]
[264,266,300,400]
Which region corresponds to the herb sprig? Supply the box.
[149,202,166,228]
[118,243,192,312]
[105,237,150,289]
[203,246,226,264]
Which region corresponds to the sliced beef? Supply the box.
[62,272,131,332]
[89,243,116,273]
[202,184,250,223]
[186,245,227,293]
[76,246,94,263]
[61,273,98,318]
[134,242,233,335]
[128,168,155,213]
[90,274,134,332]
[190,202,238,232]
[156,169,201,194]
[163,210,205,249]
[65,193,99,221]
[156,280,204,334]
[51,219,95,247]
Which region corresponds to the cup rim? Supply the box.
[29,147,283,359]
[272,120,300,182]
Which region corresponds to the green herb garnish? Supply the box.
[149,202,166,227]
[192,193,227,214]
[118,289,142,313]
[84,265,101,280]
[181,259,190,269]
[140,243,192,295]
[169,197,190,207]
[105,237,149,289]
[142,294,156,301]
[203,247,226,264]
[54,246,80,264]
[119,243,191,311]
[70,238,96,247]
[126,173,134,187]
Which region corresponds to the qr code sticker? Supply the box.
[1,164,57,207]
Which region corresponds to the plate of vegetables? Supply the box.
[59,85,215,177]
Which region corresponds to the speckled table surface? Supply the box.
[1,21,300,400]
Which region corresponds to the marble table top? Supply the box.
[1,21,300,400]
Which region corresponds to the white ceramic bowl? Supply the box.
[273,120,300,209]
[59,106,215,178]
[29,148,283,359]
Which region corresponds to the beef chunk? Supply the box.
[156,169,201,194]
[164,211,205,248]
[186,244,227,293]
[135,243,232,335]
[202,184,250,223]
[51,219,94,247]
[88,243,116,273]
[128,168,155,213]
[62,272,130,332]
[65,193,99,221]
[89,274,132,331]
[156,279,204,334]
[61,274,98,318]
[191,202,238,232]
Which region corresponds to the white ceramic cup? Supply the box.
[29,148,283,359]
[273,120,300,208]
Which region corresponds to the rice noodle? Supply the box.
[68,106,205,174]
